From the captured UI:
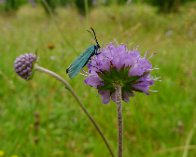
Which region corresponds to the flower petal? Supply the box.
[132,76,154,94]
[98,90,110,104]
[129,58,152,76]
[122,91,134,102]
[84,74,102,88]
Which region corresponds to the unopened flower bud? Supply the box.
[14,53,37,80]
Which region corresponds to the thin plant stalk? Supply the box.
[154,145,196,155]
[41,0,77,53]
[84,0,89,26]
[182,124,196,157]
[115,84,123,157]
[34,64,115,157]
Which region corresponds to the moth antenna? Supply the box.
[90,27,99,46]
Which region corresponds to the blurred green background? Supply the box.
[0,0,196,157]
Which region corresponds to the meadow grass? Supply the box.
[0,2,196,157]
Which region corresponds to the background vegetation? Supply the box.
[0,0,195,14]
[0,0,195,157]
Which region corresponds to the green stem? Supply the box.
[115,84,123,157]
[182,124,196,157]
[41,0,77,53]
[84,0,89,26]
[34,64,114,157]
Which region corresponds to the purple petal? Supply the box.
[132,83,149,94]
[129,50,140,58]
[98,90,110,104]
[84,75,102,88]
[132,78,154,94]
[122,91,134,102]
[129,58,152,76]
[111,92,117,103]
[117,45,127,52]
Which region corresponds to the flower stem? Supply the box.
[115,84,123,157]
[41,0,77,53]
[34,64,114,157]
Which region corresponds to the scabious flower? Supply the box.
[84,43,155,104]
[14,53,37,80]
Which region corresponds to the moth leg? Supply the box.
[82,69,88,74]
[79,69,88,77]
[79,72,88,77]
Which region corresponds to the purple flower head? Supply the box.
[84,43,155,104]
[14,53,37,80]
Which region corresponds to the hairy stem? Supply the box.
[34,64,114,157]
[115,84,123,157]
